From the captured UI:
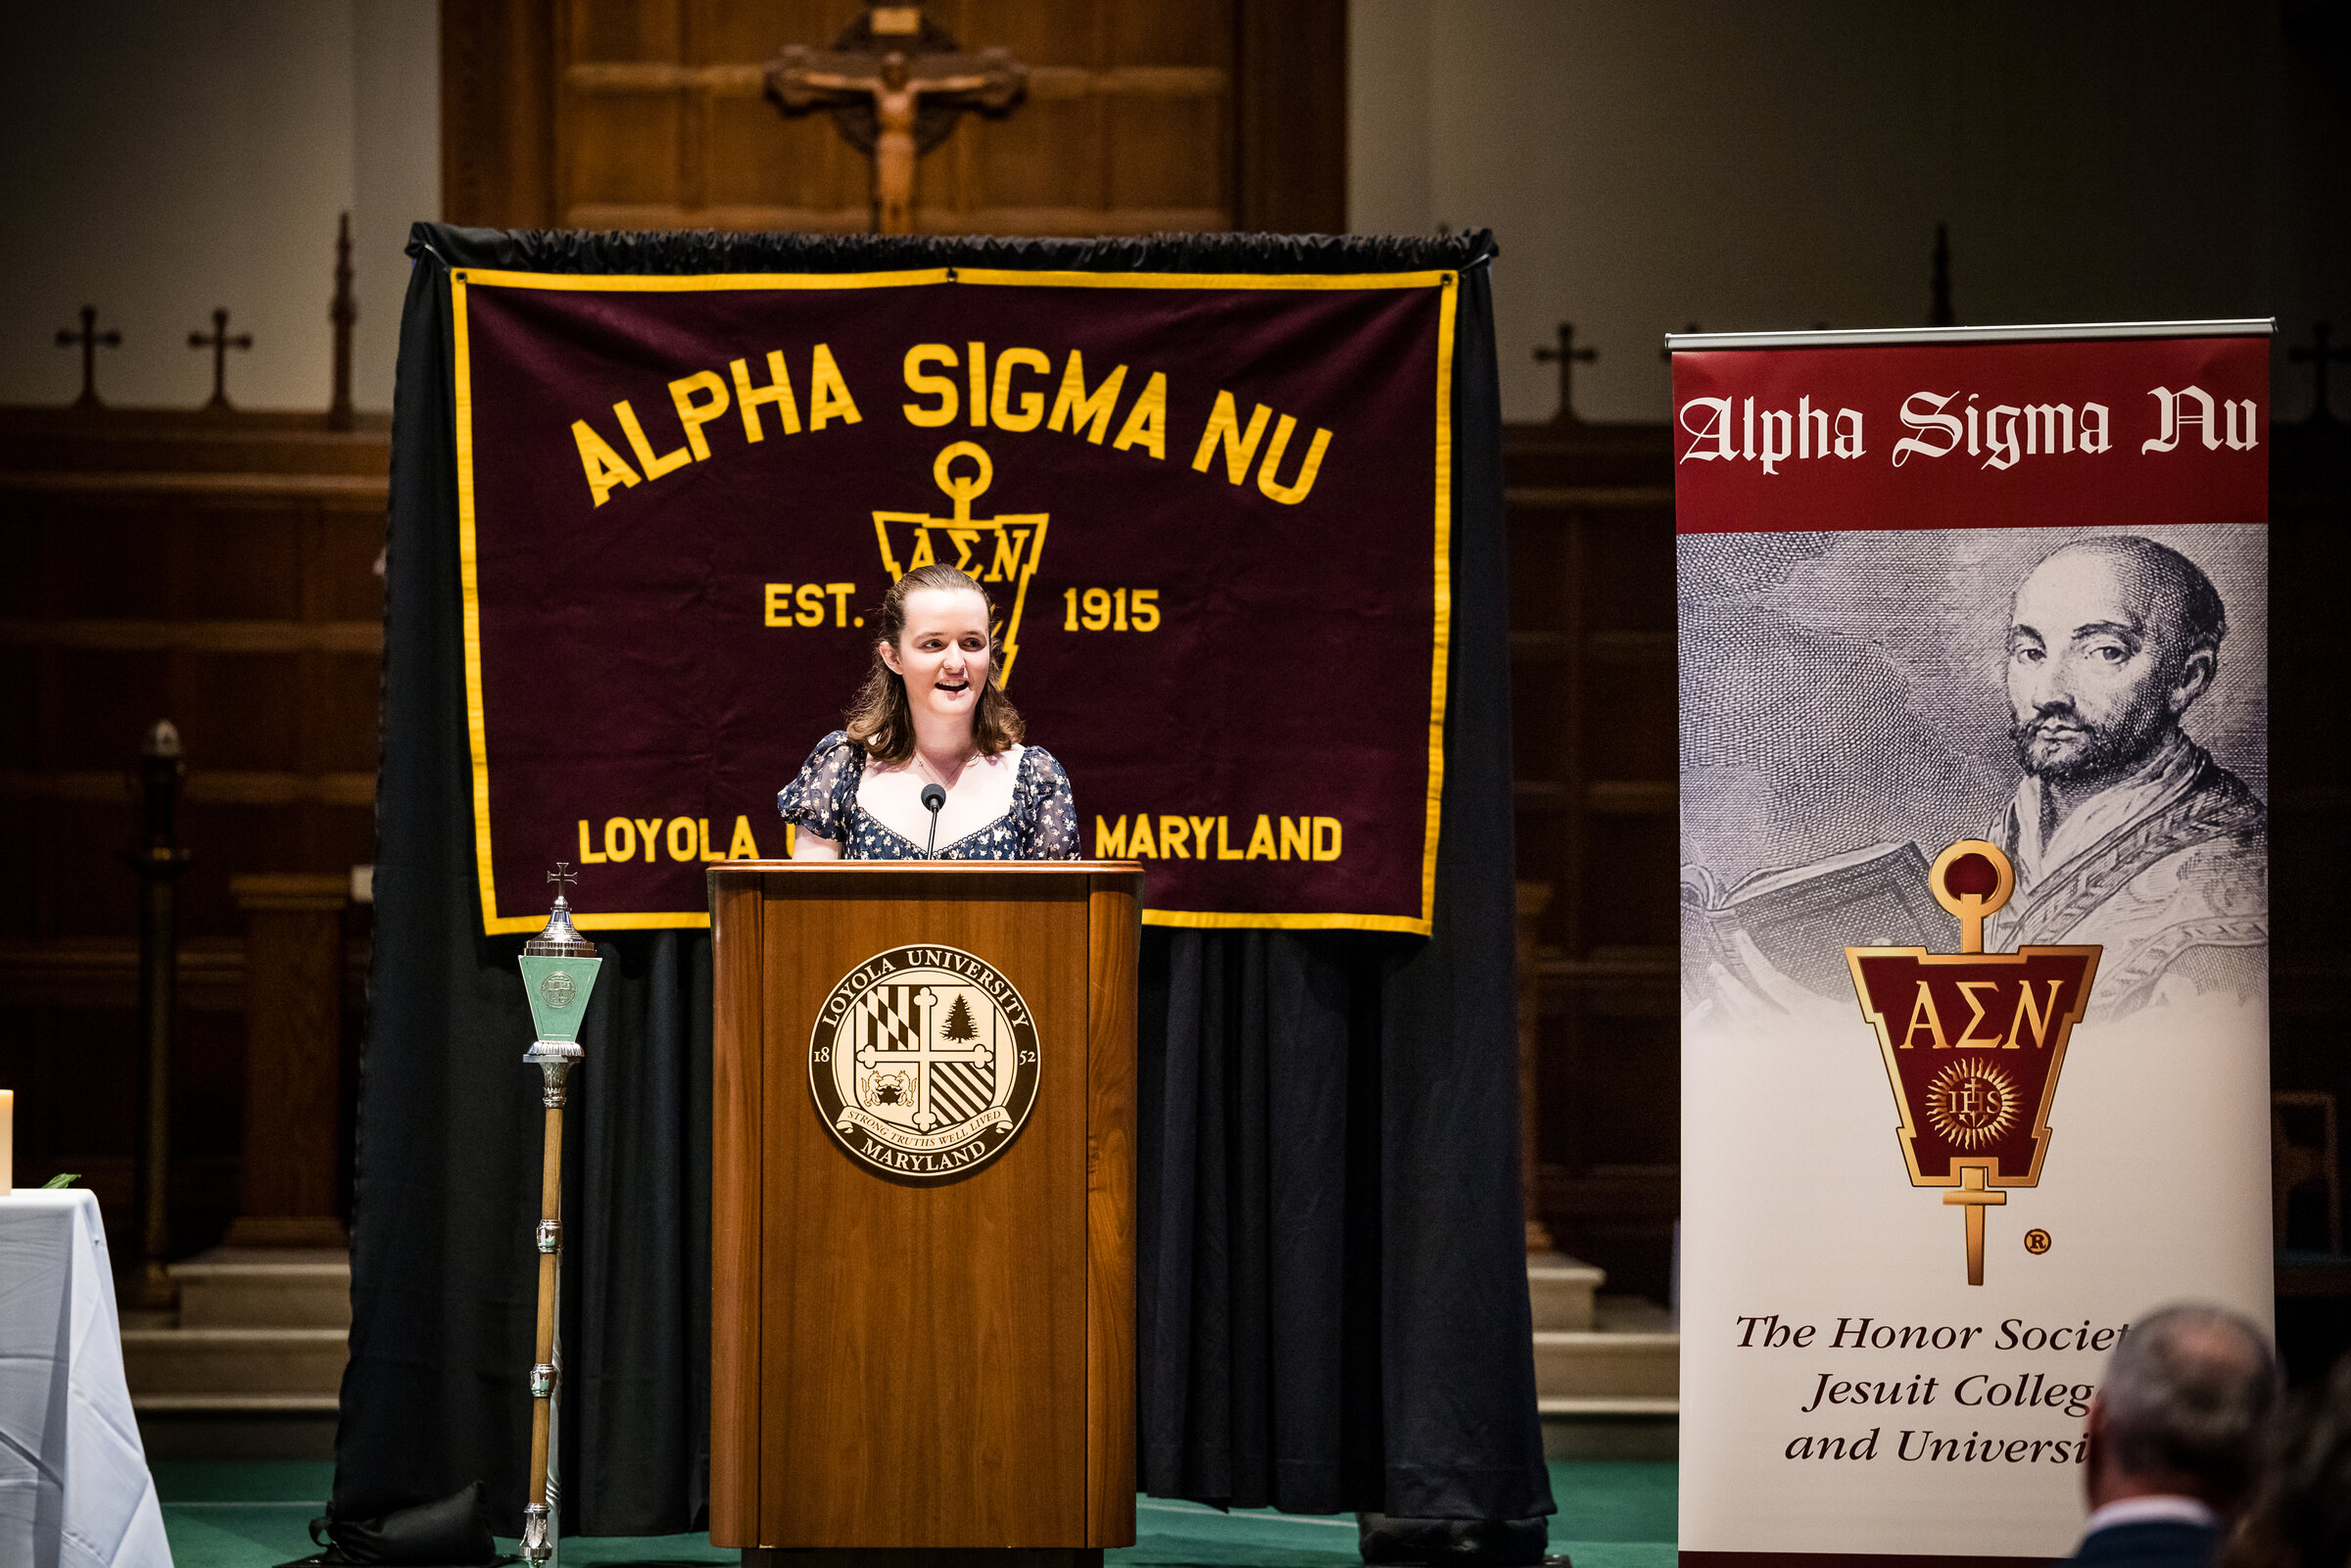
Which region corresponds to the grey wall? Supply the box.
[0,0,437,413]
[1352,1,2350,424]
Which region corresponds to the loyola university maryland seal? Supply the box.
[808,944,1041,1184]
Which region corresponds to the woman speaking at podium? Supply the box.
[780,563,1080,860]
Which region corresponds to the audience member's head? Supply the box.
[2089,1304,2280,1513]
[2227,1351,2351,1568]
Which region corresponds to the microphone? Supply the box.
[921,783,946,857]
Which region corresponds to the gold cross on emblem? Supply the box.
[873,441,1050,685]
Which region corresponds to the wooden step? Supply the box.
[1532,1330,1679,1402]
[170,1248,351,1328]
[1527,1257,1605,1331]
[120,1327,348,1404]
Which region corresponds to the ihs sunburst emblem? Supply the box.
[1924,1058,2019,1151]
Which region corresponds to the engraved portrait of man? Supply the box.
[1680,528,2265,1022]
[1984,535,2265,1009]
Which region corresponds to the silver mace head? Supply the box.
[519,863,600,1100]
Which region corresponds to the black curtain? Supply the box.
[336,224,1548,1539]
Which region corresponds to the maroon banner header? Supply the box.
[1671,329,2269,534]
[453,266,1457,935]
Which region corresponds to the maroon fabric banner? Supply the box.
[452,265,1457,934]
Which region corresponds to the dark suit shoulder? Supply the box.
[2070,1519,2220,1568]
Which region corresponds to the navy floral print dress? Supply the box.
[777,730,1081,860]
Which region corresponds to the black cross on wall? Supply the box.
[189,308,253,412]
[55,306,120,409]
[1535,322,1597,425]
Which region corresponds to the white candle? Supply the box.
[0,1088,12,1193]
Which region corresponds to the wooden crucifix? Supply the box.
[1535,323,1597,425]
[765,6,1025,235]
[189,309,253,412]
[56,306,120,409]
[2289,320,2347,424]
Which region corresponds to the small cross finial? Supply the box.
[188,308,254,412]
[2288,321,2348,424]
[549,862,579,894]
[329,214,357,431]
[1534,322,1598,424]
[56,307,120,409]
[1929,223,1954,328]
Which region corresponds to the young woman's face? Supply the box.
[882,587,992,730]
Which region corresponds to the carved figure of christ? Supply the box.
[769,45,1023,233]
[857,987,992,1131]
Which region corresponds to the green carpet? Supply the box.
[153,1460,1676,1568]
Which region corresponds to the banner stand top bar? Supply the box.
[1666,317,2276,353]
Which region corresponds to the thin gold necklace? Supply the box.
[910,744,975,792]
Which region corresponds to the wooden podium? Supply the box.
[708,862,1142,1565]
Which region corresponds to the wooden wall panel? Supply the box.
[0,408,386,1257]
[1507,423,1680,1300]
[445,0,1345,236]
[441,0,557,229]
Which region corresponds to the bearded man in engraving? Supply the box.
[1985,536,2265,1010]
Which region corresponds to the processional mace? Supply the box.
[515,865,602,1567]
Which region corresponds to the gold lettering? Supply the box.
[1312,816,1342,860]
[1126,813,1158,858]
[1955,980,2004,1047]
[808,344,861,429]
[796,584,825,627]
[669,370,731,461]
[764,583,793,626]
[990,347,1050,431]
[697,818,724,862]
[1215,816,1245,860]
[1159,814,1191,859]
[1095,814,1128,857]
[1048,352,1127,443]
[1190,390,1272,483]
[902,344,958,426]
[1257,414,1333,504]
[1113,371,1168,459]
[2007,979,2064,1048]
[727,815,761,859]
[613,399,692,479]
[1187,816,1218,859]
[571,418,642,506]
[1280,816,1311,860]
[666,816,698,862]
[634,817,664,858]
[966,341,988,428]
[1900,980,1950,1049]
[826,583,856,626]
[731,351,801,441]
[577,818,609,865]
[603,817,637,862]
[1246,814,1276,859]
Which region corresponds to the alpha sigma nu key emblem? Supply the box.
[1846,841,2100,1287]
[873,441,1048,685]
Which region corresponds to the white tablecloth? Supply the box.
[0,1188,173,1568]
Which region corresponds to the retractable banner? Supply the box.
[1672,322,2272,1563]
